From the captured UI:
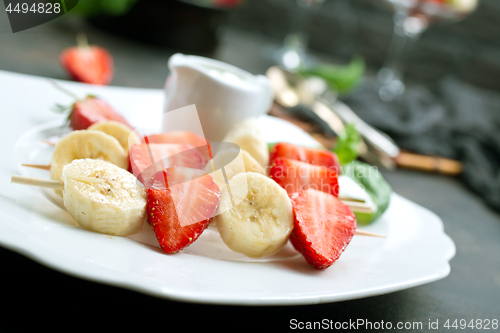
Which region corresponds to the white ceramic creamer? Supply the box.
[163,53,274,142]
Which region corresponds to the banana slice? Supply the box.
[62,159,147,236]
[222,118,269,168]
[50,130,129,189]
[204,147,265,190]
[215,172,294,258]
[88,121,142,152]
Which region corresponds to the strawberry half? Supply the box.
[290,188,357,269]
[144,131,212,164]
[69,96,132,130]
[145,131,207,147]
[146,167,221,253]
[129,143,205,184]
[60,35,114,85]
[269,157,339,197]
[270,142,341,174]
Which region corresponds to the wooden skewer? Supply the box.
[41,140,56,146]
[22,163,373,211]
[11,175,64,190]
[21,164,51,171]
[338,196,365,203]
[355,229,386,238]
[395,151,463,175]
[14,170,375,214]
[11,175,384,238]
[340,200,373,214]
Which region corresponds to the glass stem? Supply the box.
[378,10,427,101]
[280,0,324,70]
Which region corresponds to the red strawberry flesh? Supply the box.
[60,45,114,85]
[70,96,132,130]
[144,131,212,164]
[146,168,220,253]
[145,131,207,147]
[270,157,339,197]
[290,188,356,269]
[270,142,341,174]
[129,143,205,184]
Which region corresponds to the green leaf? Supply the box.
[53,103,71,113]
[52,101,75,125]
[333,123,360,165]
[298,55,365,95]
[268,142,277,152]
[59,0,139,17]
[342,161,392,223]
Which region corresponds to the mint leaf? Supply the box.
[333,123,360,165]
[343,161,392,223]
[298,56,365,95]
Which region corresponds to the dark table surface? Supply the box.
[1,16,499,332]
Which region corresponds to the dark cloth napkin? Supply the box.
[340,76,500,213]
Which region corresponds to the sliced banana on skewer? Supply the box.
[12,159,147,236]
[50,130,129,194]
[222,118,269,168]
[214,172,294,258]
[63,159,146,236]
[204,147,265,190]
[88,121,142,153]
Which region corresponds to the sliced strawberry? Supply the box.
[129,143,205,184]
[146,168,220,253]
[144,131,212,163]
[145,131,207,147]
[290,188,357,269]
[269,157,339,197]
[270,142,341,174]
[69,96,132,130]
[60,35,114,85]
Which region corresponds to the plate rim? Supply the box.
[0,191,454,306]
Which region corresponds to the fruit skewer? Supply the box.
[21,161,371,206]
[19,162,375,215]
[11,173,383,238]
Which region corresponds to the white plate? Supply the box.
[0,70,456,305]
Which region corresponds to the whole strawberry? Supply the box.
[69,96,132,130]
[60,34,114,85]
[52,81,132,130]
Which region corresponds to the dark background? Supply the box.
[229,0,500,92]
[3,0,500,92]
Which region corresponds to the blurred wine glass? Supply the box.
[377,0,479,101]
[276,0,326,70]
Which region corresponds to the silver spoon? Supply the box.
[266,66,400,169]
